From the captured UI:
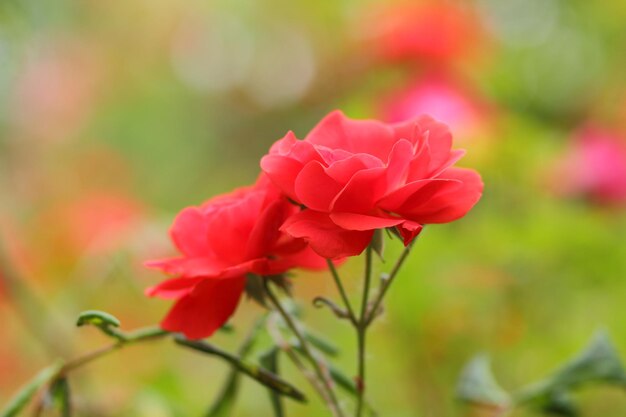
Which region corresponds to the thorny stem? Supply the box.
[355,246,373,417]
[326,259,358,325]
[264,280,345,417]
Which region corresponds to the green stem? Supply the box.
[365,241,415,327]
[0,240,72,357]
[175,336,306,403]
[266,313,333,409]
[60,326,168,375]
[326,259,357,325]
[264,281,345,417]
[1,326,169,417]
[355,246,373,417]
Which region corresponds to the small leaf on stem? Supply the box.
[550,329,626,389]
[76,310,125,341]
[245,274,269,307]
[259,347,284,417]
[303,331,339,357]
[457,355,510,408]
[76,310,120,328]
[370,229,384,261]
[542,390,578,417]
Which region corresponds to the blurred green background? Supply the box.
[2,0,626,416]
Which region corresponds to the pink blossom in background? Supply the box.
[10,38,102,142]
[380,75,489,139]
[363,2,483,66]
[552,127,626,205]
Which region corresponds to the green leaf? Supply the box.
[328,364,357,396]
[541,390,578,417]
[457,355,510,407]
[0,360,63,417]
[267,274,293,297]
[206,371,241,417]
[206,318,264,417]
[49,377,72,417]
[550,330,626,389]
[303,331,339,357]
[370,229,384,260]
[245,274,269,308]
[76,310,120,328]
[175,336,306,403]
[76,310,125,341]
[259,348,284,417]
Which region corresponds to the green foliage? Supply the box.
[48,378,72,417]
[456,355,510,408]
[0,361,63,417]
[459,331,626,416]
[549,330,626,390]
[175,336,307,403]
[206,319,265,417]
[259,347,284,417]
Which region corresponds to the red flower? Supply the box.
[260,111,483,259]
[146,178,325,339]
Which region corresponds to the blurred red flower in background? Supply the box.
[53,192,146,257]
[363,2,484,66]
[551,127,626,206]
[379,74,490,139]
[261,111,483,259]
[146,178,326,339]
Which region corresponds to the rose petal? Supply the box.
[396,221,424,246]
[145,276,203,299]
[146,257,265,280]
[144,257,227,277]
[399,167,483,223]
[161,276,246,340]
[261,132,324,200]
[331,167,388,214]
[281,210,373,258]
[245,198,289,259]
[306,110,397,160]
[294,161,344,211]
[386,139,414,189]
[329,212,404,231]
[325,153,384,184]
[378,178,460,211]
[170,207,210,257]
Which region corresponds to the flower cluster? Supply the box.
[148,111,483,339]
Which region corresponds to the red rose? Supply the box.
[260,111,483,259]
[146,178,325,339]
